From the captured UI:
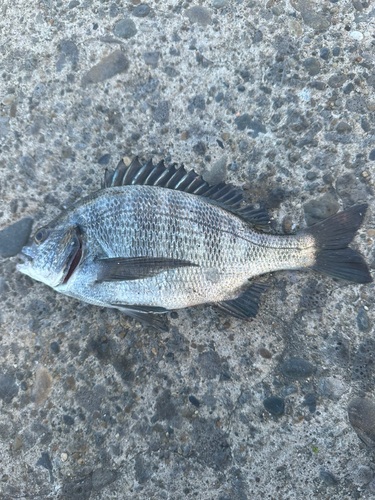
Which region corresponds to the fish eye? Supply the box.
[34,227,49,245]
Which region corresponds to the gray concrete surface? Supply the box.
[0,0,375,498]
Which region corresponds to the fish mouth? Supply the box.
[62,233,82,285]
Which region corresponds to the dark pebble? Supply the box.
[188,94,205,113]
[62,476,92,500]
[0,372,19,403]
[259,347,272,359]
[113,18,137,39]
[306,171,316,181]
[36,452,53,480]
[357,307,370,331]
[193,141,206,156]
[132,4,150,17]
[234,114,266,137]
[81,50,129,87]
[348,398,375,448]
[253,30,263,43]
[303,57,320,76]
[237,85,245,92]
[320,48,330,60]
[361,118,370,132]
[143,51,159,68]
[92,469,117,492]
[98,154,111,166]
[328,74,347,88]
[310,80,326,90]
[319,469,339,486]
[343,82,354,94]
[303,394,316,406]
[369,149,375,161]
[203,156,227,185]
[152,101,170,124]
[336,121,350,133]
[332,47,340,56]
[189,395,200,408]
[68,0,79,8]
[280,358,314,379]
[186,6,212,26]
[63,415,74,426]
[20,381,28,391]
[263,396,285,416]
[50,342,60,354]
[215,92,224,103]
[0,217,33,258]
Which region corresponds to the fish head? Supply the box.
[17,224,82,288]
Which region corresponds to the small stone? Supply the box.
[280,358,314,379]
[92,469,118,492]
[288,19,303,37]
[369,149,375,161]
[319,469,339,486]
[180,130,188,140]
[263,396,285,416]
[186,6,212,26]
[2,95,15,105]
[332,47,340,56]
[193,141,206,156]
[13,434,23,451]
[0,372,18,404]
[350,31,363,41]
[132,4,150,17]
[319,377,346,400]
[56,40,79,72]
[348,398,375,448]
[234,114,266,137]
[357,307,370,332]
[36,452,53,483]
[33,367,53,406]
[336,121,350,133]
[303,193,339,226]
[69,0,80,7]
[61,453,68,462]
[152,101,170,124]
[143,51,159,68]
[303,57,320,76]
[188,94,205,113]
[367,99,375,112]
[50,342,60,354]
[327,74,346,88]
[98,154,111,166]
[215,92,224,102]
[63,415,74,426]
[213,0,228,7]
[189,395,200,408]
[320,48,329,60]
[0,117,10,137]
[301,12,330,30]
[0,217,33,258]
[203,156,227,185]
[81,50,129,87]
[258,347,272,359]
[113,18,137,39]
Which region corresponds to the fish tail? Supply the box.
[304,204,372,283]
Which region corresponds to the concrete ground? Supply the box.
[0,0,375,498]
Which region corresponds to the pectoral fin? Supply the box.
[96,256,198,282]
[113,305,169,331]
[217,283,269,320]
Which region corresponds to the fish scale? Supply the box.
[17,157,372,329]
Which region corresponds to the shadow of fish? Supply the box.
[18,157,372,330]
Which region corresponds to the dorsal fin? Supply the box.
[103,157,272,229]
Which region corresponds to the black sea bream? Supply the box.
[18,157,372,329]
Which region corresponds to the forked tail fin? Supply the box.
[304,204,372,283]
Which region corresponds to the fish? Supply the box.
[17,157,372,330]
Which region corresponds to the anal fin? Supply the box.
[217,283,269,320]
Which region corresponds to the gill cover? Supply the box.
[18,225,82,288]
